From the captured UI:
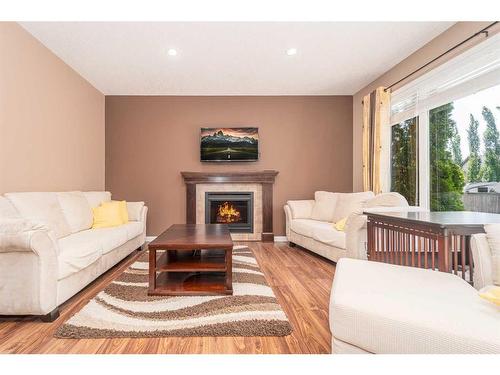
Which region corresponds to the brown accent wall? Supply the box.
[106,96,353,236]
[352,21,500,191]
[0,22,105,193]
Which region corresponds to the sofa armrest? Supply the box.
[0,219,59,315]
[470,233,493,290]
[345,213,369,260]
[139,205,148,223]
[284,205,292,238]
[139,206,148,247]
[0,219,59,254]
[286,200,315,219]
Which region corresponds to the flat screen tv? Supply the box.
[200,127,259,162]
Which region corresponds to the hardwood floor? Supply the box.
[0,242,335,354]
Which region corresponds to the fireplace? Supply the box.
[205,192,254,233]
[182,171,278,241]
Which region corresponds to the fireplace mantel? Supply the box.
[181,170,278,184]
[181,171,278,241]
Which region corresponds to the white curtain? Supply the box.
[391,33,500,124]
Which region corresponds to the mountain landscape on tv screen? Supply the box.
[201,128,258,161]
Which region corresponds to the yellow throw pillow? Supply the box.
[333,217,348,231]
[479,285,500,306]
[92,201,124,229]
[115,200,129,224]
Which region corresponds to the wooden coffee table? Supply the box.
[147,224,234,296]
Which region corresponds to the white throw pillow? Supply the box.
[484,223,500,286]
[83,191,112,208]
[57,192,93,233]
[287,200,315,219]
[4,192,72,239]
[332,191,375,222]
[311,191,338,222]
[127,201,145,221]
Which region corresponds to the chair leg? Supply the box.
[40,308,60,322]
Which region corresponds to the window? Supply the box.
[390,117,418,205]
[429,103,465,211]
[429,84,500,212]
[388,33,500,211]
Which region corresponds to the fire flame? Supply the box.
[217,202,241,223]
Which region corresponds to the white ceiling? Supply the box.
[20,22,454,95]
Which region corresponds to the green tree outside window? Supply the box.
[429,103,465,211]
[390,117,418,206]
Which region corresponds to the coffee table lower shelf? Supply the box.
[149,271,232,296]
[148,248,233,296]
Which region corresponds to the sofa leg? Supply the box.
[289,242,297,247]
[40,308,60,323]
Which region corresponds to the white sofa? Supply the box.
[284,191,412,262]
[329,223,500,354]
[0,191,147,321]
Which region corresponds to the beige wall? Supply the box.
[352,21,500,191]
[0,22,105,193]
[105,96,353,236]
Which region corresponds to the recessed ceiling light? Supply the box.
[286,48,298,56]
[167,48,178,56]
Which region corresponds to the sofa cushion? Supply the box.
[127,201,145,221]
[312,226,346,249]
[57,192,93,233]
[83,191,112,208]
[93,226,128,254]
[483,223,500,286]
[121,221,144,240]
[5,192,71,239]
[0,197,20,219]
[287,200,315,219]
[330,259,500,354]
[311,191,338,222]
[332,191,375,222]
[58,231,103,280]
[290,219,333,238]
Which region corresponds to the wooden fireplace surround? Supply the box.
[181,170,279,242]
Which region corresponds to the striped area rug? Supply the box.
[55,245,292,338]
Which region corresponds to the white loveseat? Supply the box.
[284,191,411,262]
[0,191,147,321]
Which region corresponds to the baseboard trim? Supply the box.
[146,235,288,242]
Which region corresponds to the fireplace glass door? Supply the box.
[205,192,253,233]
